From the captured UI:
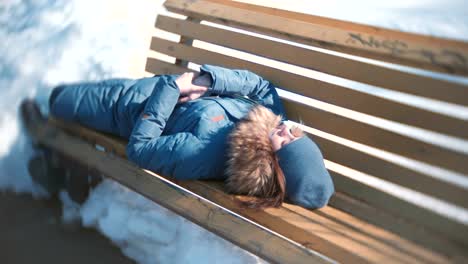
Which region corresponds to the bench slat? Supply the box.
[48,117,452,264]
[156,15,468,107]
[147,39,468,175]
[164,0,468,76]
[146,58,468,210]
[145,59,192,75]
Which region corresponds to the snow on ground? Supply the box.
[0,0,467,263]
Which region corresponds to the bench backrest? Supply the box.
[146,0,468,260]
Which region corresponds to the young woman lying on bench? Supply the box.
[46,64,334,209]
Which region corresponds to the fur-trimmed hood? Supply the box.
[225,105,282,199]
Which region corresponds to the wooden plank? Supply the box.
[331,171,468,247]
[329,192,468,262]
[145,58,194,75]
[44,118,452,264]
[145,58,468,209]
[164,0,468,76]
[156,15,468,106]
[28,120,332,264]
[147,39,468,174]
[174,17,200,67]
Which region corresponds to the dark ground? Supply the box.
[0,192,134,264]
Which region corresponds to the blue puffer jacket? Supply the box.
[50,65,285,181]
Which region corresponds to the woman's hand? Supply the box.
[175,72,210,103]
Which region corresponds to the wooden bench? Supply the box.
[25,0,468,263]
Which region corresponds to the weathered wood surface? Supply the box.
[164,0,468,76]
[45,116,452,264]
[156,15,468,106]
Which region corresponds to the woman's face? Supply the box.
[269,122,301,152]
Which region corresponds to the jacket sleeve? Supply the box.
[126,75,204,179]
[200,64,286,117]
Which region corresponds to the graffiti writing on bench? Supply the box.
[346,33,467,72]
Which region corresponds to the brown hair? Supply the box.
[233,156,286,209]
